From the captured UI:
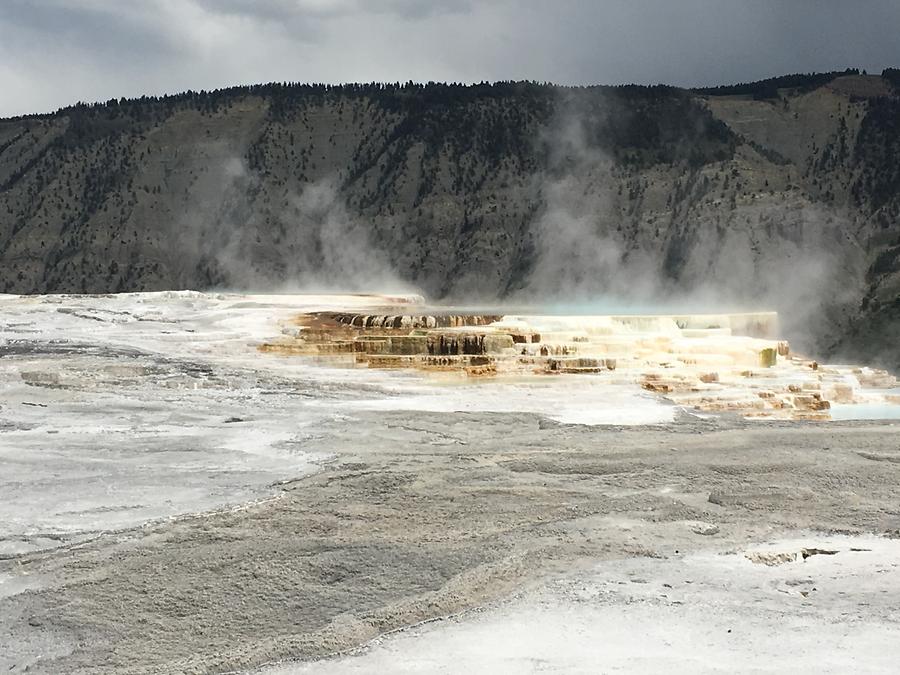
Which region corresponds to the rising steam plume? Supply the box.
[513,97,865,355]
[147,85,879,361]
[175,153,406,294]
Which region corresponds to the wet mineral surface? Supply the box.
[262,303,900,421]
[2,293,899,674]
[4,413,900,674]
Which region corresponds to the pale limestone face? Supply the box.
[262,299,899,421]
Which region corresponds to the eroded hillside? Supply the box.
[1,73,898,368]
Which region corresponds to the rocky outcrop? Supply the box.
[321,312,502,329]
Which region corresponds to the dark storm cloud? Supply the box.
[1,0,898,117]
[192,0,474,21]
[0,1,178,58]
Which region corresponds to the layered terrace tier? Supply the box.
[260,304,898,421]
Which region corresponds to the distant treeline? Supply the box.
[692,68,862,99]
[882,68,900,90]
[8,69,898,125]
[6,80,732,169]
[8,80,666,123]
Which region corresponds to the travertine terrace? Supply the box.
[262,301,900,421]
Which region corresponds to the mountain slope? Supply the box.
[1,73,899,368]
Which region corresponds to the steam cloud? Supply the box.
[177,107,862,358]
[519,113,658,305]
[175,152,406,294]
[514,102,863,355]
[276,178,406,292]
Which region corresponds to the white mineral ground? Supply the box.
[0,292,674,556]
[263,535,900,675]
[1,293,899,674]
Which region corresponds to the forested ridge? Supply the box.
[1,71,899,368]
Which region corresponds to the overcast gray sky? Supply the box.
[1,0,898,117]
